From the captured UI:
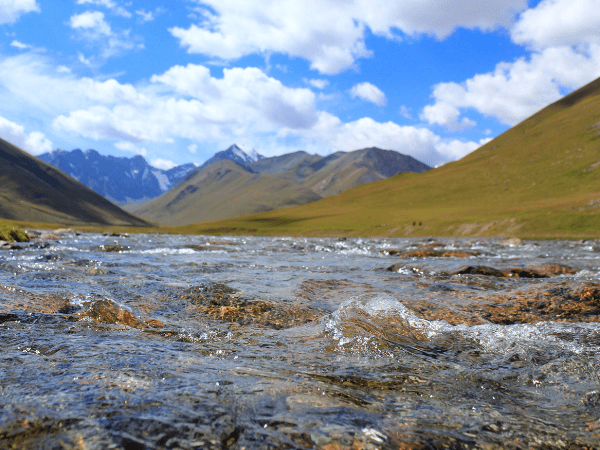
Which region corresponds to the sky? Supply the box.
[0,0,599,170]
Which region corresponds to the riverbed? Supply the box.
[1,231,599,449]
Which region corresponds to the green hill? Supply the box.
[0,137,150,227]
[171,76,600,239]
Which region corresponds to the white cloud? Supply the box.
[151,158,177,170]
[0,0,39,25]
[10,40,31,50]
[151,64,319,129]
[78,52,92,66]
[115,141,147,156]
[70,11,112,36]
[69,11,142,59]
[0,53,483,168]
[420,0,600,130]
[188,144,198,153]
[170,0,526,74]
[307,79,329,89]
[350,82,386,106]
[399,105,413,119]
[422,45,600,127]
[135,9,154,22]
[0,115,52,155]
[512,0,600,49]
[76,0,131,18]
[287,113,483,166]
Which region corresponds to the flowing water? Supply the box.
[1,231,600,449]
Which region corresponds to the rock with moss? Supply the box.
[0,225,30,243]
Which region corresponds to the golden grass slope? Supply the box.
[173,76,600,239]
[0,138,150,226]
[132,147,430,226]
[130,160,322,226]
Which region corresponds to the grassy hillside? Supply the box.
[0,138,151,226]
[169,76,600,239]
[130,160,321,226]
[132,147,430,226]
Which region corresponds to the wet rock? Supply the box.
[54,228,80,235]
[0,313,20,323]
[454,266,508,277]
[529,264,578,277]
[479,283,600,324]
[40,233,61,240]
[181,282,324,329]
[94,244,130,252]
[186,245,209,251]
[0,240,22,250]
[103,231,128,237]
[498,237,522,246]
[395,250,479,258]
[0,226,28,242]
[452,265,548,278]
[77,299,165,329]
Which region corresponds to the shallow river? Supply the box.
[1,231,600,449]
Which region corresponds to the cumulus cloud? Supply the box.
[0,115,52,155]
[0,53,483,168]
[151,158,177,170]
[350,82,386,106]
[76,0,131,18]
[69,11,142,59]
[307,79,329,89]
[512,0,600,49]
[135,9,154,22]
[420,0,600,130]
[52,64,319,145]
[0,0,39,24]
[170,0,527,74]
[286,113,483,167]
[422,45,600,127]
[70,11,112,36]
[10,40,31,50]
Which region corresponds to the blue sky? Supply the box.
[0,0,599,169]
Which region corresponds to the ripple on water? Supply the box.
[1,235,600,449]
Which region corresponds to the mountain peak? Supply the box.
[226,144,263,163]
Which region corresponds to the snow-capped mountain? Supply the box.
[197,144,264,170]
[37,149,197,204]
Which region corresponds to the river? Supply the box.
[1,231,599,449]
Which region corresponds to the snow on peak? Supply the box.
[228,144,262,163]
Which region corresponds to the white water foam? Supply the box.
[325,293,600,356]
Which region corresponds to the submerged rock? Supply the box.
[479,283,600,325]
[180,282,324,329]
[81,299,164,328]
[452,264,576,278]
[453,265,547,278]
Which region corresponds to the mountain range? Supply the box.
[0,138,149,226]
[129,147,431,225]
[37,149,197,204]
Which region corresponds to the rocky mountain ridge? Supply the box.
[37,149,197,204]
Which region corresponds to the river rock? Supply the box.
[0,240,21,250]
[180,282,324,329]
